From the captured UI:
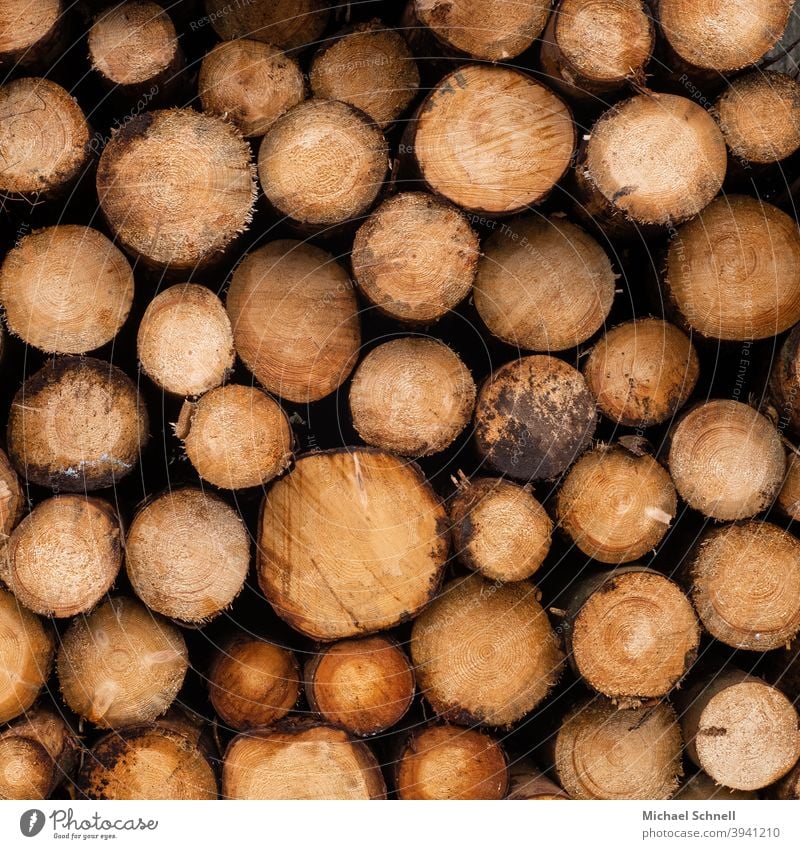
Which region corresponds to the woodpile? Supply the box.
[3,0,800,805]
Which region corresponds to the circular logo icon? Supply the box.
[19,810,45,837]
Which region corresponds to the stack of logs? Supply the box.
[1,0,800,801]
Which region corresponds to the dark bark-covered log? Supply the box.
[410,575,564,727]
[258,448,448,640]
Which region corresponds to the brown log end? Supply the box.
[777,450,800,520]
[507,761,570,800]
[0,0,62,70]
[206,0,330,51]
[675,770,759,800]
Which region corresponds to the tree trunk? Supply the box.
[205,0,330,51]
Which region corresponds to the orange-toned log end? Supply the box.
[226,240,360,404]
[778,451,800,520]
[137,283,234,397]
[208,635,300,731]
[675,771,758,800]
[349,338,476,457]
[88,0,182,95]
[199,39,305,138]
[206,0,330,51]
[413,64,574,215]
[78,726,217,799]
[258,449,448,640]
[578,93,726,229]
[583,318,700,426]
[258,99,387,228]
[474,215,615,352]
[556,444,676,563]
[0,77,90,198]
[8,495,122,618]
[449,477,552,582]
[668,400,785,520]
[665,196,800,341]
[125,488,249,625]
[351,192,479,323]
[680,670,800,791]
[57,597,188,729]
[568,568,700,702]
[0,225,134,354]
[0,447,24,550]
[474,355,597,481]
[180,385,293,489]
[539,0,653,100]
[222,723,386,799]
[97,108,256,272]
[310,21,419,128]
[7,356,149,492]
[305,636,414,736]
[770,324,800,436]
[0,588,54,724]
[658,0,792,74]
[716,71,800,165]
[411,575,564,727]
[688,521,800,651]
[413,0,550,61]
[394,724,508,800]
[0,0,63,70]
[554,697,683,799]
[507,761,570,800]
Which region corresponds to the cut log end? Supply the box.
[675,770,759,800]
[351,192,479,323]
[206,0,330,51]
[668,400,785,520]
[771,325,800,435]
[778,450,800,520]
[507,762,570,800]
[583,318,700,426]
[395,724,508,800]
[349,337,476,457]
[305,636,414,736]
[449,477,552,582]
[209,635,300,731]
[0,0,62,69]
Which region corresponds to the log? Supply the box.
[777,761,800,799]
[394,724,509,800]
[0,447,24,573]
[507,762,570,800]
[78,725,217,799]
[656,0,792,77]
[205,0,330,51]
[678,669,800,791]
[0,225,134,354]
[178,385,293,490]
[88,0,184,100]
[226,240,361,404]
[675,771,759,800]
[57,597,188,728]
[583,318,700,427]
[473,215,615,352]
[257,99,388,229]
[137,283,234,397]
[0,0,64,71]
[407,0,550,61]
[408,64,575,215]
[575,93,726,232]
[770,324,800,436]
[473,355,597,481]
[686,521,800,651]
[0,77,91,199]
[349,337,476,457]
[305,635,414,736]
[448,476,552,582]
[208,634,300,731]
[715,71,800,166]
[553,697,683,799]
[310,21,419,129]
[351,191,479,323]
[410,575,563,727]
[0,587,54,724]
[0,705,79,800]
[664,195,800,341]
[198,39,305,138]
[222,722,386,800]
[125,487,249,624]
[7,495,122,618]
[667,399,785,520]
[778,451,800,520]
[539,0,654,102]
[96,109,256,272]
[555,444,677,563]
[7,356,149,492]
[258,448,448,640]
[763,640,800,703]
[563,566,700,703]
